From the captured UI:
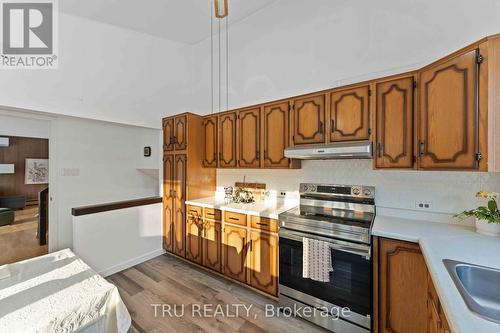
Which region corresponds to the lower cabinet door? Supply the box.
[202,220,222,272]
[379,238,428,333]
[223,225,247,283]
[427,294,442,333]
[248,231,278,296]
[186,215,203,264]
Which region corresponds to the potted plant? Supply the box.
[455,191,500,236]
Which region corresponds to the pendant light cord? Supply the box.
[210,0,214,114]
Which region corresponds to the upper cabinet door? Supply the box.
[219,112,237,168]
[330,85,371,142]
[375,77,415,169]
[202,116,218,167]
[174,115,187,150]
[163,118,174,151]
[419,50,478,170]
[293,94,326,145]
[262,102,290,168]
[238,108,260,168]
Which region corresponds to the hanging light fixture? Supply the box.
[210,0,229,114]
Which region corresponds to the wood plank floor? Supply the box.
[0,206,48,266]
[108,254,328,333]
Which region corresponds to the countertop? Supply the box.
[185,196,298,220]
[373,215,500,333]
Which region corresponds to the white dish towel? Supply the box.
[303,237,334,282]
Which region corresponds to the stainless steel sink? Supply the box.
[444,259,500,323]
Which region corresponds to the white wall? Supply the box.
[73,203,163,276]
[0,115,50,138]
[191,0,500,113]
[0,13,192,129]
[217,161,500,222]
[52,116,161,250]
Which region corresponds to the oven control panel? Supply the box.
[300,183,375,199]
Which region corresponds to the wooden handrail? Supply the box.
[72,196,162,216]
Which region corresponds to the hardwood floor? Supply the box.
[108,254,328,333]
[0,206,47,265]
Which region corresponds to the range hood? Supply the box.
[284,141,372,160]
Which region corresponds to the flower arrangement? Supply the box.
[455,191,500,224]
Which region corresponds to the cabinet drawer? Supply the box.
[187,205,203,218]
[250,216,278,233]
[223,211,247,226]
[204,208,221,221]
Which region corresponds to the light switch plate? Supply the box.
[62,168,80,176]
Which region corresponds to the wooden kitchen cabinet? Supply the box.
[418,49,479,170]
[374,237,453,333]
[186,213,202,264]
[427,273,451,333]
[238,107,261,168]
[262,101,292,168]
[377,238,428,333]
[202,219,222,272]
[292,94,326,145]
[330,85,371,142]
[374,76,415,169]
[223,224,248,283]
[172,154,187,257]
[248,231,278,296]
[219,112,237,168]
[202,115,218,167]
[163,118,175,151]
[164,115,188,151]
[174,115,187,150]
[162,113,216,257]
[162,154,174,252]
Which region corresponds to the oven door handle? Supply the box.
[279,228,371,259]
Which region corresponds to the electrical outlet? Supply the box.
[278,191,287,198]
[415,201,432,210]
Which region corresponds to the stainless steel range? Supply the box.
[278,183,375,333]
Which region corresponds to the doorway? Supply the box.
[0,113,52,265]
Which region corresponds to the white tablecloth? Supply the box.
[0,249,131,333]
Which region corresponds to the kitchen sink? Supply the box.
[444,259,500,323]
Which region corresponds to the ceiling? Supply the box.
[61,0,279,44]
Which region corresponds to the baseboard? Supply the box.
[99,248,166,277]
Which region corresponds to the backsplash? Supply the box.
[217,160,500,223]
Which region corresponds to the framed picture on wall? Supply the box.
[25,159,49,184]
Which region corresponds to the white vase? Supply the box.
[475,218,500,236]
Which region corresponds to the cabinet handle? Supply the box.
[249,239,253,252]
[256,222,269,226]
[229,217,240,221]
[419,141,425,157]
[331,119,336,133]
[256,150,260,159]
[377,142,382,158]
[319,121,324,134]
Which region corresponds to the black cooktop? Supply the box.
[281,205,374,229]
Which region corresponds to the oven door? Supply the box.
[279,228,372,321]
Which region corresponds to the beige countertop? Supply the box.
[185,196,298,220]
[373,215,500,333]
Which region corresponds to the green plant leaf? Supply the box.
[488,199,498,213]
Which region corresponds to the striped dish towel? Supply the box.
[303,237,333,282]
